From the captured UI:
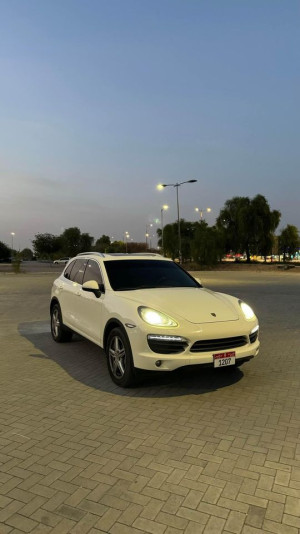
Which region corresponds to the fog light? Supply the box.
[155,360,162,367]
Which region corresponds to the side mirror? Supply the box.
[82,280,102,298]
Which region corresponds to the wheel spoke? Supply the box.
[112,357,118,374]
[115,337,121,352]
[117,358,125,375]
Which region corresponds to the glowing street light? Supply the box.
[195,207,212,220]
[157,180,197,261]
[160,205,168,255]
[10,232,15,256]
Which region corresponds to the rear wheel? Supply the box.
[106,327,136,387]
[51,303,73,342]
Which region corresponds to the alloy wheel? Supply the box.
[108,335,126,378]
[51,307,61,339]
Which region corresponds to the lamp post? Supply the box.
[145,223,153,250]
[160,205,169,255]
[195,207,211,221]
[10,232,15,258]
[157,180,197,261]
[124,231,130,253]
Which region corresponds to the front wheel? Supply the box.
[51,303,73,343]
[106,327,136,387]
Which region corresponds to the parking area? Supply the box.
[0,270,300,534]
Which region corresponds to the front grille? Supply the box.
[147,336,188,354]
[249,330,259,343]
[190,336,248,353]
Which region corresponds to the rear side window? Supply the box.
[69,259,88,285]
[64,260,76,280]
[83,260,103,286]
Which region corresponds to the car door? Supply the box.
[60,258,88,331]
[76,259,104,345]
[56,259,76,327]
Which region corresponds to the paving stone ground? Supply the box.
[0,270,300,534]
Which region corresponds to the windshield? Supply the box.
[104,259,201,291]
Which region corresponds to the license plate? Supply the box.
[213,351,236,368]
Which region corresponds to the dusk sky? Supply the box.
[1,0,299,250]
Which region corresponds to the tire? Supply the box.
[51,303,73,343]
[106,327,136,387]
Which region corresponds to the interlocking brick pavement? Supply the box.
[0,270,300,533]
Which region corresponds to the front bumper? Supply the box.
[127,321,260,371]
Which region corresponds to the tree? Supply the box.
[126,242,148,253]
[160,219,197,260]
[192,222,225,265]
[60,227,81,256]
[278,225,299,262]
[157,222,178,259]
[60,227,94,256]
[32,233,61,259]
[216,197,252,260]
[217,195,281,262]
[80,232,94,253]
[158,219,224,264]
[95,235,111,252]
[180,220,197,261]
[108,240,124,253]
[247,195,281,260]
[20,248,33,260]
[0,241,11,260]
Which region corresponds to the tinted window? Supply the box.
[69,259,88,285]
[64,260,76,280]
[83,260,103,286]
[104,260,200,291]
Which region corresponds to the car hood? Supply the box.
[116,287,239,324]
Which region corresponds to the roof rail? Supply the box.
[76,252,163,258]
[130,253,162,257]
[76,252,105,257]
[106,253,162,257]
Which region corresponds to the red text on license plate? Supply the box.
[214,351,235,360]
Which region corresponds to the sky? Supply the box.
[0,0,299,250]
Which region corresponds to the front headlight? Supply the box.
[138,306,178,327]
[239,300,255,320]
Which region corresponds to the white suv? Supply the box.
[50,252,259,387]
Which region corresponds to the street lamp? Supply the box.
[10,232,15,257]
[195,207,211,221]
[124,231,130,253]
[160,205,169,256]
[145,223,153,249]
[157,180,197,261]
